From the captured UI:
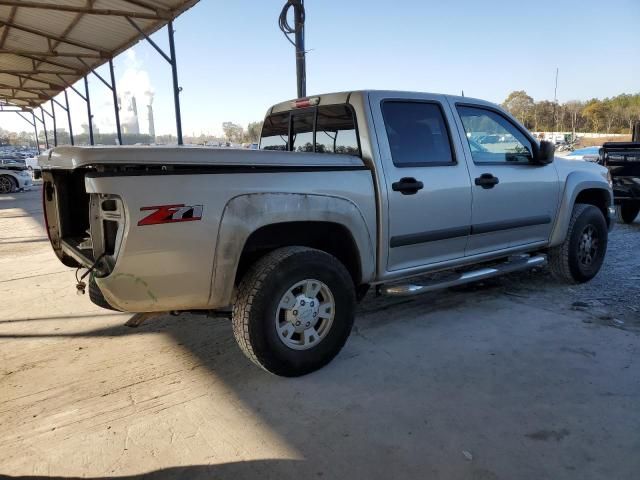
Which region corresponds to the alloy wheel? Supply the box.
[275,278,335,350]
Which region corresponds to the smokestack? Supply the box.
[146,91,155,141]
[131,96,140,134]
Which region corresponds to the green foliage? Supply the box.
[245,121,263,143]
[502,90,534,124]
[222,122,244,143]
[502,91,640,134]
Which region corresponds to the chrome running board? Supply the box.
[383,254,547,297]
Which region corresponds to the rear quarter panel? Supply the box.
[87,169,376,312]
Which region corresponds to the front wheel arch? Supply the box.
[549,181,612,248]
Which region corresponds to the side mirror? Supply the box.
[533,140,555,165]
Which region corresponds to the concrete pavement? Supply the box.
[1,187,639,479]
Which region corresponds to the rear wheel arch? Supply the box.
[209,193,375,308]
[235,221,363,287]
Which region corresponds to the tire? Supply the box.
[232,246,356,377]
[88,276,120,311]
[0,175,16,194]
[548,203,608,283]
[618,203,639,224]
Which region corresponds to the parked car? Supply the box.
[566,146,600,162]
[24,156,42,179]
[0,163,33,193]
[40,90,614,376]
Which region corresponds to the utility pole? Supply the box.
[294,1,306,98]
[553,67,559,138]
[279,0,307,98]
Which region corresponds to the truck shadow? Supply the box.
[3,188,639,479]
[0,460,303,480]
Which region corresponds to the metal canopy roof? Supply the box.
[0,0,198,110]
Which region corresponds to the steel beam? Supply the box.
[51,100,57,146]
[39,107,49,149]
[108,59,122,145]
[31,110,40,153]
[125,17,171,63]
[125,18,183,144]
[0,1,169,20]
[16,111,34,126]
[168,21,183,145]
[64,89,74,146]
[0,48,102,58]
[0,19,108,54]
[84,76,94,145]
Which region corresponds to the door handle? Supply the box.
[474,173,499,189]
[392,177,424,195]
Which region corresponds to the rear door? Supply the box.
[369,92,473,272]
[450,102,560,256]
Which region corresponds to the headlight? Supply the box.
[19,170,31,177]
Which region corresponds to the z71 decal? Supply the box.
[138,204,203,226]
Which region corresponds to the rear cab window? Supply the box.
[381,101,455,167]
[260,112,289,151]
[260,104,360,156]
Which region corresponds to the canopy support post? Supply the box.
[63,89,74,146]
[40,108,49,149]
[168,21,183,145]
[108,59,122,145]
[31,111,40,154]
[51,100,57,146]
[84,76,94,145]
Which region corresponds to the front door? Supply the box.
[450,103,560,256]
[369,92,473,272]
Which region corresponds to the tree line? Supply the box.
[502,91,640,135]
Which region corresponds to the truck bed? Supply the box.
[40,145,366,170]
[40,146,376,312]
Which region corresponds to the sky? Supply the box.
[3,0,639,138]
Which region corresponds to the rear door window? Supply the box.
[381,101,455,167]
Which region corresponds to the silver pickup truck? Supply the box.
[41,90,614,376]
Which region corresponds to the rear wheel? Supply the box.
[548,203,608,283]
[0,175,16,194]
[618,203,640,224]
[232,246,356,377]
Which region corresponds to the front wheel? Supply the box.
[232,247,356,376]
[548,204,608,283]
[0,175,16,194]
[618,203,639,224]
